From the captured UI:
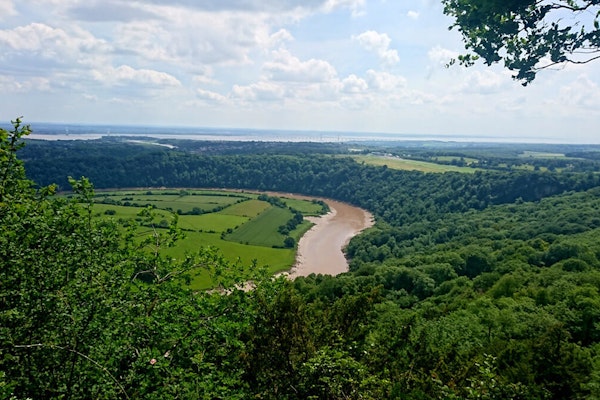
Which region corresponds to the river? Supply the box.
[284,198,374,278]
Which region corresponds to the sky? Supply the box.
[0,0,599,143]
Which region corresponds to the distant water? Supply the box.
[5,121,564,144]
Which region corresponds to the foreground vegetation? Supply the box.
[4,120,600,398]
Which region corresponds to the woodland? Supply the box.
[2,118,600,399]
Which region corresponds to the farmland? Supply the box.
[349,154,477,173]
[90,189,327,288]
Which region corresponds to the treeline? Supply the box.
[22,140,600,230]
[157,138,349,155]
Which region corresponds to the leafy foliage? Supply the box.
[0,120,262,398]
[442,0,600,84]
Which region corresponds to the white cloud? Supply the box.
[93,65,181,87]
[263,48,337,82]
[111,7,271,67]
[366,70,406,92]
[0,75,50,92]
[113,22,172,63]
[407,10,419,20]
[353,30,399,66]
[495,96,527,113]
[193,73,219,86]
[136,0,369,19]
[341,74,368,93]
[0,0,17,20]
[557,74,600,111]
[196,88,229,104]
[236,48,408,107]
[82,93,99,101]
[232,81,286,102]
[339,95,371,110]
[323,0,366,16]
[0,23,58,51]
[68,1,158,22]
[130,0,323,13]
[0,23,110,61]
[404,90,444,106]
[459,70,507,94]
[428,45,458,68]
[264,29,294,49]
[295,81,341,102]
[0,23,112,76]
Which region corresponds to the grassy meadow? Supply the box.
[349,154,477,173]
[91,190,327,289]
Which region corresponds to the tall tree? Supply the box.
[442,0,600,84]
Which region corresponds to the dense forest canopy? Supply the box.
[4,123,600,398]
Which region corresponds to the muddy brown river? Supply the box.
[285,198,374,278]
[221,190,374,280]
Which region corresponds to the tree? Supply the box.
[442,0,600,84]
[284,236,295,248]
[0,118,259,398]
[0,117,32,202]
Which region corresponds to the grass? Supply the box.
[118,195,242,213]
[161,231,296,288]
[177,214,248,232]
[226,206,293,247]
[87,189,319,289]
[288,220,314,242]
[219,199,270,217]
[350,155,477,173]
[280,198,325,215]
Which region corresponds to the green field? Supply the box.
[226,206,294,247]
[278,197,325,215]
[349,155,477,173]
[177,214,248,232]
[219,199,270,217]
[160,231,296,288]
[91,189,326,289]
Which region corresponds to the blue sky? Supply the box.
[1,0,599,143]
